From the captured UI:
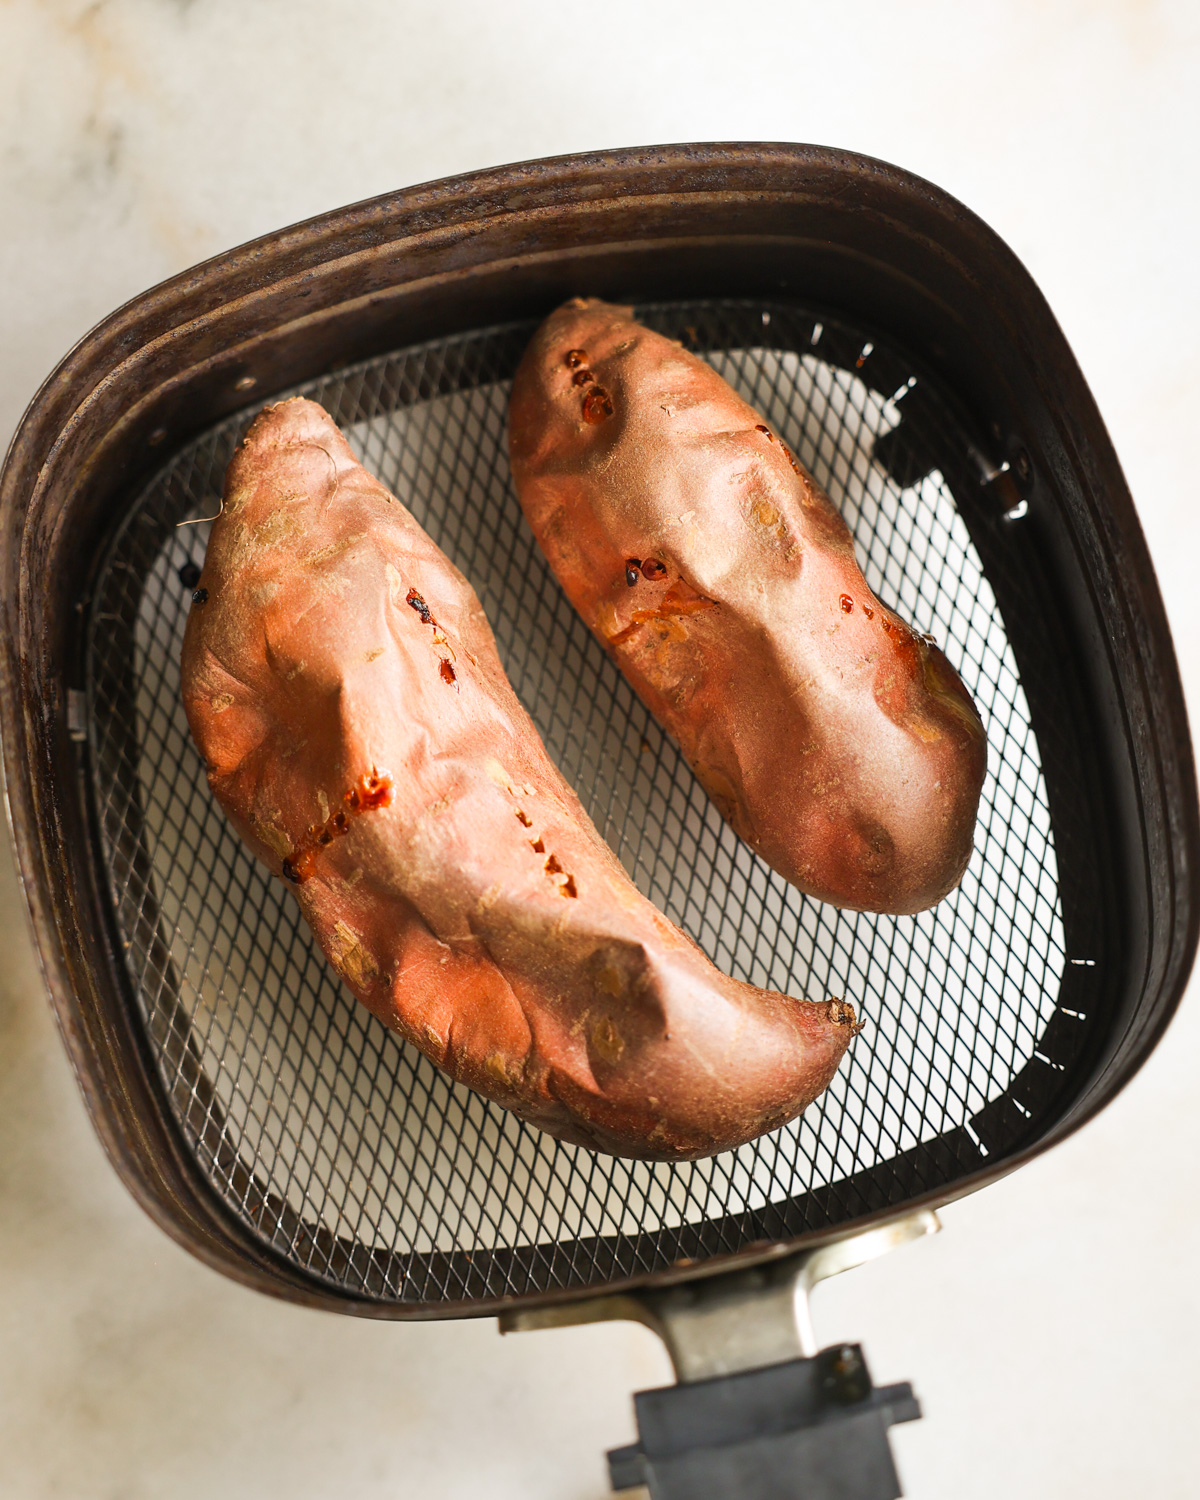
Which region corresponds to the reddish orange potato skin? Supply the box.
[181,398,857,1161]
[509,300,988,915]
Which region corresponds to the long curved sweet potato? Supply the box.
[508,299,987,915]
[181,398,857,1161]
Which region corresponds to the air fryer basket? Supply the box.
[92,304,1069,1305]
[2,145,1195,1320]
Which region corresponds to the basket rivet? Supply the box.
[235,375,257,392]
[820,1343,872,1405]
[147,427,167,447]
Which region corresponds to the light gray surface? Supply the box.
[1,2,1198,1496]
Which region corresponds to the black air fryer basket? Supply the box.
[2,145,1195,1494]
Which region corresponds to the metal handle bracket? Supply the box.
[499,1210,939,1498]
[499,1208,939,1383]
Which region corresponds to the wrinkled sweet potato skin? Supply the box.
[509,300,987,914]
[181,398,857,1161]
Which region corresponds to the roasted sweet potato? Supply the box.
[508,299,987,914]
[181,398,857,1161]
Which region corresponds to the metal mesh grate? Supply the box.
[85,301,1067,1306]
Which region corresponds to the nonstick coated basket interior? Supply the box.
[85,300,1079,1306]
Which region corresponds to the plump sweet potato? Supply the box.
[508,299,987,915]
[181,397,857,1161]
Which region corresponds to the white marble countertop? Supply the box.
[2,2,1198,1496]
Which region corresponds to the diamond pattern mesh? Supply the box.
[85,301,1067,1306]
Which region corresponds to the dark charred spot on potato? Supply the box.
[333,810,348,832]
[544,853,564,875]
[880,616,894,635]
[530,837,545,854]
[564,348,587,368]
[825,997,862,1033]
[839,594,854,614]
[405,588,433,626]
[561,875,578,898]
[178,561,202,590]
[572,369,596,387]
[439,659,457,686]
[192,587,209,606]
[640,558,667,581]
[625,560,641,587]
[281,858,300,884]
[581,386,614,424]
[515,808,533,827]
[863,604,875,620]
[754,424,774,442]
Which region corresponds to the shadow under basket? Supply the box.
[1,145,1196,1324]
